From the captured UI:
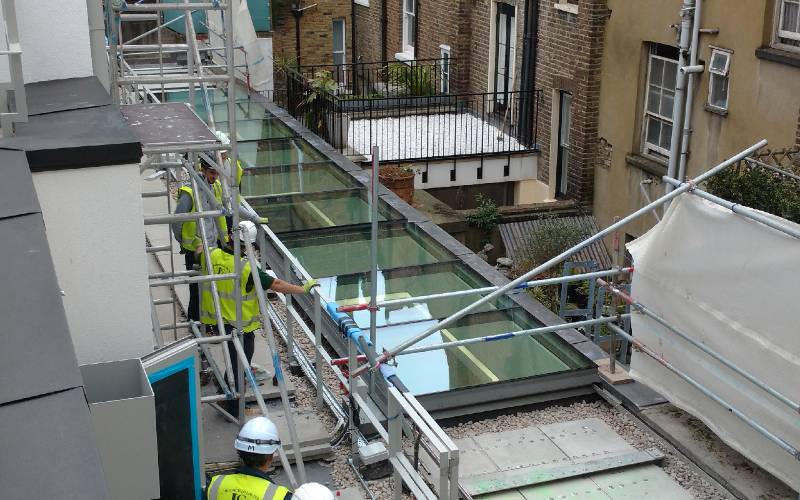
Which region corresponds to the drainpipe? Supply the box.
[381,0,388,61]
[677,0,703,182]
[665,0,694,194]
[87,0,109,90]
[351,0,357,63]
[292,4,304,66]
[351,0,358,91]
[518,0,539,147]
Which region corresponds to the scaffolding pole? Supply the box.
[336,267,633,313]
[351,139,768,378]
[241,229,307,484]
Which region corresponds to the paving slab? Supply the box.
[455,418,690,499]
[587,466,694,500]
[517,476,611,500]
[540,418,633,462]
[474,427,567,471]
[203,404,332,465]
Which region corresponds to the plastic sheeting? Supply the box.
[207,0,273,94]
[627,193,800,491]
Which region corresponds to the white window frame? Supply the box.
[707,47,731,111]
[440,45,451,94]
[332,19,346,66]
[556,91,572,197]
[642,50,678,159]
[775,0,800,48]
[402,0,416,56]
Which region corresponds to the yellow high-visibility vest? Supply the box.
[207,472,290,500]
[199,248,260,332]
[177,181,227,252]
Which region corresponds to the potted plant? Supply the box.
[379,164,416,204]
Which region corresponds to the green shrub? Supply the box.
[387,62,435,96]
[707,164,800,223]
[518,216,588,268]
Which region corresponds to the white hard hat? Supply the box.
[239,220,257,243]
[293,483,335,500]
[234,416,280,455]
[215,130,231,145]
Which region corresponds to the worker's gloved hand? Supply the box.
[302,279,319,293]
[259,217,269,224]
[379,363,397,380]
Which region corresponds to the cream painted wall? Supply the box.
[33,164,153,364]
[0,0,93,83]
[594,0,800,237]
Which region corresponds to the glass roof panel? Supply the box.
[241,162,358,197]
[284,225,455,278]
[238,138,328,167]
[248,191,391,233]
[317,262,515,328]
[373,309,593,396]
[217,119,295,141]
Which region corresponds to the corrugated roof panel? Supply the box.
[499,216,612,271]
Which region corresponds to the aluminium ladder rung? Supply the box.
[119,13,160,21]
[160,322,191,331]
[142,190,169,198]
[117,3,228,12]
[121,44,190,52]
[149,270,199,280]
[153,298,176,305]
[150,273,238,287]
[117,74,230,85]
[146,244,172,253]
[144,209,225,225]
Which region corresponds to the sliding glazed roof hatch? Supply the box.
[159,86,598,416]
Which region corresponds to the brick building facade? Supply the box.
[533,1,609,207]
[354,0,525,95]
[350,0,608,208]
[270,0,353,67]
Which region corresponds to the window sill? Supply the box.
[626,153,667,177]
[354,0,369,6]
[394,51,415,64]
[704,103,728,117]
[755,46,800,68]
[553,2,579,15]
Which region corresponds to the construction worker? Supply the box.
[206,416,293,499]
[197,220,318,417]
[172,156,228,322]
[293,483,335,500]
[214,130,249,230]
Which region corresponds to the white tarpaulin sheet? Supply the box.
[207,0,273,94]
[627,193,800,491]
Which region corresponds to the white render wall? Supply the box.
[33,164,153,364]
[413,153,537,190]
[0,0,93,83]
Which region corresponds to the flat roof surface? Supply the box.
[25,76,111,116]
[0,77,141,171]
